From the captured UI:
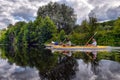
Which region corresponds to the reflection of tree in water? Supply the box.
[39,55,78,80]
[91,57,99,75]
[0,45,78,80]
[84,51,99,75]
[73,51,99,75]
[1,45,57,68]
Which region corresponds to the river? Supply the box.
[0,45,120,80]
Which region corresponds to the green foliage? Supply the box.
[70,32,86,45]
[40,16,57,43]
[96,31,115,46]
[114,17,120,34]
[74,20,89,33]
[88,17,98,34]
[37,2,76,34]
[0,3,120,46]
[0,16,57,45]
[58,29,66,41]
[99,19,115,27]
[71,17,99,45]
[0,30,8,44]
[72,17,120,46]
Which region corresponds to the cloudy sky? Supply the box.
[0,0,120,29]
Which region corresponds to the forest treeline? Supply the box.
[0,2,120,46]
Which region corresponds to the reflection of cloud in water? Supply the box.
[73,59,120,80]
[0,58,40,80]
[96,60,120,80]
[74,59,95,80]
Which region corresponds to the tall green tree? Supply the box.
[114,17,120,34]
[37,2,76,34]
[80,19,89,33]
[84,17,98,41]
[14,22,26,45]
[113,17,120,45]
[40,16,57,43]
[88,17,98,34]
[58,29,66,41]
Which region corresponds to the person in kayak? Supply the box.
[92,38,97,46]
[66,38,72,46]
[51,41,59,45]
[87,38,97,46]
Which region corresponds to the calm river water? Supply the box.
[0,45,120,80]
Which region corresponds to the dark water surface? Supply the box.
[0,45,120,80]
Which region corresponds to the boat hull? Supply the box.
[46,45,110,52]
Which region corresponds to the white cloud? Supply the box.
[59,0,120,23]
[88,0,120,21]
[88,0,120,7]
[0,0,120,29]
[59,0,94,23]
[0,0,59,29]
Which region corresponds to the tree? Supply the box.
[88,17,98,34]
[17,23,28,45]
[85,17,98,40]
[114,17,120,34]
[37,2,76,34]
[58,29,66,41]
[14,22,26,45]
[80,19,89,33]
[40,16,57,43]
[0,30,8,44]
[113,17,120,46]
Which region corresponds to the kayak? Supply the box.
[46,44,110,51]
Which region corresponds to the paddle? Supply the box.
[85,32,97,46]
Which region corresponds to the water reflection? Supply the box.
[40,52,78,80]
[0,58,40,80]
[84,51,99,75]
[0,45,120,80]
[72,51,120,80]
[0,45,78,80]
